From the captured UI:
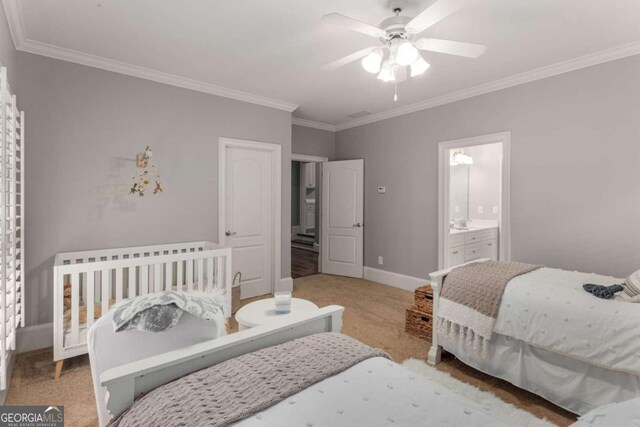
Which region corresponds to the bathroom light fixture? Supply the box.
[451,150,473,166]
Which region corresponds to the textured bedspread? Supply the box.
[108,332,389,427]
[437,261,541,354]
[494,267,640,375]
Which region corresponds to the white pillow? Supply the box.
[623,269,640,297]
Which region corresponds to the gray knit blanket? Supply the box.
[437,261,541,355]
[108,333,389,427]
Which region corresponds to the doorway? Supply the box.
[438,132,511,269]
[291,154,327,279]
[219,137,281,299]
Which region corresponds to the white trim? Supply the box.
[437,132,511,270]
[279,277,293,292]
[291,153,329,163]
[218,137,283,296]
[292,118,336,132]
[16,322,53,353]
[364,266,426,292]
[335,41,640,131]
[3,0,297,113]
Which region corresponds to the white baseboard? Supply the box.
[364,267,427,291]
[279,277,294,292]
[17,322,53,354]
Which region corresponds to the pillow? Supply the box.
[623,269,640,297]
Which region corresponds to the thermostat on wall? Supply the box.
[377,187,386,194]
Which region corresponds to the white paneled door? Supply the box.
[321,159,364,278]
[224,147,273,299]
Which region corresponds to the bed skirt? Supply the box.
[441,332,640,415]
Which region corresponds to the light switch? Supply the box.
[378,256,384,265]
[377,187,386,194]
[492,206,499,214]
[478,206,484,214]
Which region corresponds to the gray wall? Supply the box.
[17,53,293,326]
[0,6,17,91]
[292,125,335,160]
[336,55,640,279]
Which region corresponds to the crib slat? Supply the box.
[216,256,223,294]
[176,261,183,292]
[128,267,136,299]
[154,264,162,293]
[197,258,204,292]
[206,258,214,292]
[186,260,193,293]
[86,272,95,331]
[70,273,80,346]
[165,262,173,291]
[115,268,123,303]
[140,265,148,295]
[101,270,109,316]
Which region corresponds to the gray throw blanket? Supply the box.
[437,261,541,355]
[108,332,389,427]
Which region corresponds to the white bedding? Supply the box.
[232,357,524,427]
[572,397,640,426]
[493,267,640,375]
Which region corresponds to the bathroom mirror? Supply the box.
[449,164,469,220]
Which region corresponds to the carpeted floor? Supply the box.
[6,274,577,427]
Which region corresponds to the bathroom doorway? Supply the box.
[437,132,511,269]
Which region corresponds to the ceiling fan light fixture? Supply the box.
[410,56,430,76]
[396,41,419,66]
[377,61,395,82]
[361,48,383,74]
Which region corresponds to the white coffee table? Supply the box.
[235,298,319,331]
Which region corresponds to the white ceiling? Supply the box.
[7,0,640,128]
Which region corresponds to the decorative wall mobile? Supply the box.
[130,146,163,196]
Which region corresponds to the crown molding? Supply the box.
[292,117,336,132]
[335,40,640,131]
[2,1,298,113]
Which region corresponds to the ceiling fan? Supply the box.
[322,0,486,98]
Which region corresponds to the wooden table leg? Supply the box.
[54,360,64,380]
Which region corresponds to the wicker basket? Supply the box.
[405,307,433,341]
[414,285,433,314]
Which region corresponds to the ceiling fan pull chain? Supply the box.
[394,83,398,102]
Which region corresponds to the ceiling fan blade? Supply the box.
[406,0,466,34]
[322,13,386,38]
[414,38,486,58]
[322,47,377,71]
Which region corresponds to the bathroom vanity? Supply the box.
[447,225,498,267]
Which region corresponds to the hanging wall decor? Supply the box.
[130,146,163,196]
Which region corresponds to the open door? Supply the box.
[321,159,364,278]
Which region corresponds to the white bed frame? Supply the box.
[53,241,232,373]
[100,305,344,421]
[427,258,490,365]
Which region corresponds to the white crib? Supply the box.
[53,241,232,366]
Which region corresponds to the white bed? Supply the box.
[88,308,226,426]
[93,306,555,427]
[429,260,640,415]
